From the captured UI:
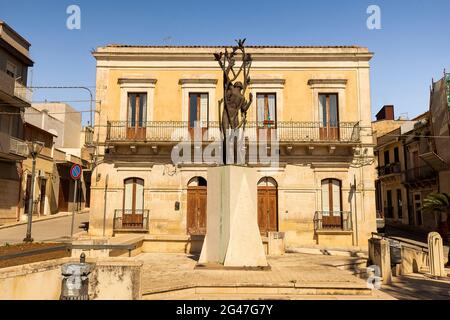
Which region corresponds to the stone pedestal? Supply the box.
[428,232,446,278]
[199,166,268,267]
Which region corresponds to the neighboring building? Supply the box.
[373,105,415,224]
[19,122,57,218]
[429,72,450,194]
[89,45,377,252]
[402,112,439,230]
[21,104,92,219]
[0,21,33,224]
[374,72,450,235]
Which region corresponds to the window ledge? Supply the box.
[315,230,353,235]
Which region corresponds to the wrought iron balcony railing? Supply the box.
[314,211,353,232]
[405,165,437,184]
[106,121,360,144]
[377,163,402,177]
[113,209,149,231]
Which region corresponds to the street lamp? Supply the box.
[23,141,45,243]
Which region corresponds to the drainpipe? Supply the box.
[354,174,359,247]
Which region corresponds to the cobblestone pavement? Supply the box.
[137,253,392,299]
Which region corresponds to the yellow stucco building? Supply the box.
[89,45,377,252]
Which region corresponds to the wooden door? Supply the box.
[123,178,144,228]
[321,179,343,229]
[39,179,47,215]
[187,186,207,235]
[319,94,339,141]
[257,186,278,236]
[127,93,147,140]
[24,174,32,214]
[58,179,69,212]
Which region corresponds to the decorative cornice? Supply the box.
[249,78,286,86]
[308,79,348,87]
[178,79,218,85]
[118,78,157,85]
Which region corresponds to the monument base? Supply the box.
[199,165,268,268]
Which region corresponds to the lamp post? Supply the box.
[23,141,44,243]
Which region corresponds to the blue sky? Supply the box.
[1,0,449,125]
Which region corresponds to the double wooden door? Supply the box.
[187,186,207,235]
[257,186,278,236]
[127,93,147,140]
[321,179,343,229]
[319,94,339,141]
[123,178,144,228]
[257,93,277,142]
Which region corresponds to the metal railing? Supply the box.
[14,81,33,103]
[405,165,436,183]
[9,137,29,158]
[113,209,149,231]
[84,126,94,146]
[377,163,402,177]
[106,121,360,144]
[0,69,33,103]
[314,211,353,232]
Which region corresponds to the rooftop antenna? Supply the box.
[162,36,173,45]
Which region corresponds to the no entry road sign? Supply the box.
[70,164,82,180]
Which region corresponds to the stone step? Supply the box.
[143,283,373,300]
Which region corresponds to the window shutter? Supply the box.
[319,95,326,127]
[332,180,341,212]
[257,95,265,126]
[268,94,276,122]
[321,181,330,214]
[200,94,208,128]
[329,95,338,127]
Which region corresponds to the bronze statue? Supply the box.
[215,39,253,131]
[215,39,253,164]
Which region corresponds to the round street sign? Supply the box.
[70,164,82,180]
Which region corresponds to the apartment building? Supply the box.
[375,108,441,232]
[89,45,377,252]
[0,21,33,224]
[22,104,92,217]
[429,73,450,194]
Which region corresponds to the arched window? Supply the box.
[257,177,278,188]
[188,176,207,187]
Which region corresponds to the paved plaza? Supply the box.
[137,253,394,300]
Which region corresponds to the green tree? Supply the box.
[422,193,450,267]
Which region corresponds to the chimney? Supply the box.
[376,105,395,121]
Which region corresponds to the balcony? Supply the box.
[106,121,360,145]
[314,211,353,232]
[84,126,94,147]
[405,165,437,185]
[8,137,29,159]
[377,163,402,177]
[0,69,33,104]
[113,209,149,233]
